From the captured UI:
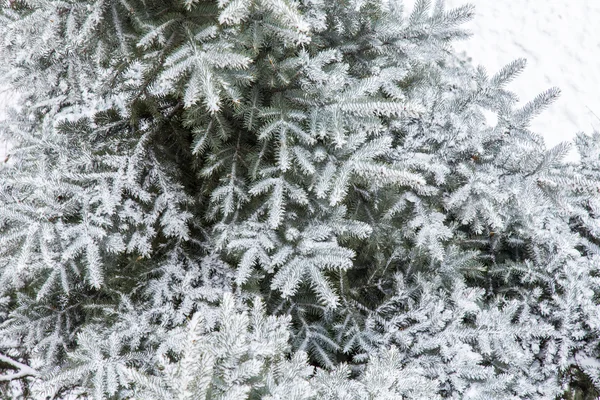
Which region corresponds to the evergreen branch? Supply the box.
[0,353,38,381]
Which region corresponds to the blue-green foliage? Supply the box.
[0,0,599,398]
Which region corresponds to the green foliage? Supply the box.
[0,0,599,399]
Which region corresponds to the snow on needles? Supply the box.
[424,0,600,160]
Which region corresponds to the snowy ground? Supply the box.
[1,1,599,161]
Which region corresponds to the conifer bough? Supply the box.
[0,0,599,398]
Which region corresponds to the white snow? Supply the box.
[408,0,600,160]
[2,1,600,162]
[0,85,11,163]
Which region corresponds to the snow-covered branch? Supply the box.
[0,353,37,381]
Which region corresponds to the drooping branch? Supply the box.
[0,353,37,382]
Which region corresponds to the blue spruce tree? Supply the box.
[0,0,599,398]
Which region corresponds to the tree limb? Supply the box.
[0,353,37,381]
